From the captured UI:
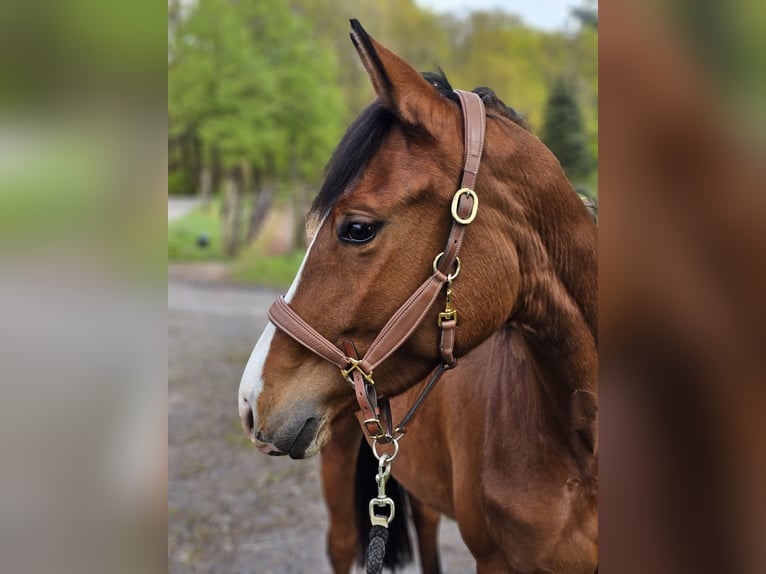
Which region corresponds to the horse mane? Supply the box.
[421,70,529,130]
[310,70,527,222]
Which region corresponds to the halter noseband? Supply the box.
[267,90,486,442]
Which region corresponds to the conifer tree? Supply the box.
[541,77,591,182]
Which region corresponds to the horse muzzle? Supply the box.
[240,398,323,459]
[278,416,323,459]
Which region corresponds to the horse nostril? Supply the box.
[239,396,255,440]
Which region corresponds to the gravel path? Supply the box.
[168,265,474,573]
[168,197,201,222]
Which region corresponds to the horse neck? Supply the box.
[485,162,598,453]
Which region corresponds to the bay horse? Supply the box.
[239,20,598,573]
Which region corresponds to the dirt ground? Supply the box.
[168,264,475,573]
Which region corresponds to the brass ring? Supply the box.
[451,188,479,224]
[432,252,461,281]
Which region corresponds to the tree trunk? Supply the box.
[221,167,243,257]
[198,166,212,212]
[246,156,277,243]
[247,180,276,243]
[211,147,222,208]
[291,183,309,250]
[289,147,309,250]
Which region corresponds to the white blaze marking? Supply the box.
[237,224,323,434]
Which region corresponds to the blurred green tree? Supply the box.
[168,0,343,253]
[541,77,591,182]
[572,0,598,30]
[169,0,598,254]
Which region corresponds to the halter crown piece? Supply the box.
[267,90,486,442]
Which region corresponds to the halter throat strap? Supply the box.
[266,90,486,439]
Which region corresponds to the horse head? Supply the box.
[238,20,597,459]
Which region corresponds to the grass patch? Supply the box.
[168,197,304,288]
[168,201,227,261]
[231,245,305,289]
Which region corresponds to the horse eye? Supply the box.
[340,221,378,244]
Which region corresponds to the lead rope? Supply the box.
[365,446,397,573]
[361,353,455,573]
[366,525,388,574]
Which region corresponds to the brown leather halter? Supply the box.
[267,90,486,444]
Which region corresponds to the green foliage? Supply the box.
[541,77,591,182]
[168,169,194,196]
[169,0,277,170]
[570,21,598,169]
[285,0,597,158]
[169,0,344,181]
[572,1,598,30]
[169,0,598,183]
[168,0,599,267]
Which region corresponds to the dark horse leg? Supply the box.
[321,411,441,573]
[320,413,362,574]
[409,495,442,574]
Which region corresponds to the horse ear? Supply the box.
[349,19,451,129]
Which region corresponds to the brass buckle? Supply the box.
[438,309,457,327]
[363,418,386,440]
[340,358,375,385]
[451,188,479,224]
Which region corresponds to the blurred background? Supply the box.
[167,2,597,572]
[167,0,598,284]
[0,0,764,572]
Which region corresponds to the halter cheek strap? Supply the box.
[266,90,486,441]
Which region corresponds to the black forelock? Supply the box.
[310,103,396,221]
[309,69,528,220]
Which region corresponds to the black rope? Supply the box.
[365,525,389,574]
